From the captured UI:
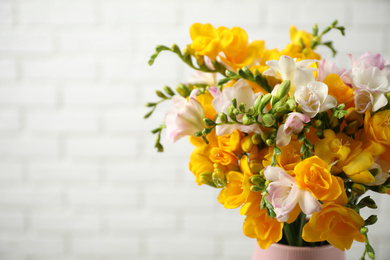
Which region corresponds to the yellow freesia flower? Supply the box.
[218,155,253,208]
[189,132,218,185]
[209,147,239,168]
[363,110,390,156]
[302,203,365,251]
[263,140,302,176]
[315,129,375,184]
[243,207,284,250]
[281,25,321,60]
[218,26,265,70]
[323,74,355,107]
[190,23,220,60]
[217,130,244,156]
[294,156,344,202]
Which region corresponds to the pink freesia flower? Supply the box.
[316,59,346,82]
[210,79,263,136]
[341,52,390,113]
[264,166,322,222]
[165,89,206,143]
[276,112,310,147]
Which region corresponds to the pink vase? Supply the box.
[252,243,346,260]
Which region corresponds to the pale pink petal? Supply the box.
[276,124,291,147]
[372,93,388,112]
[299,190,322,215]
[263,166,282,182]
[208,86,221,98]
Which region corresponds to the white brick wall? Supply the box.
[0,0,389,259]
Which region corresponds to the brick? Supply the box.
[144,185,217,209]
[59,31,133,52]
[222,239,254,257]
[0,234,64,255]
[100,2,177,25]
[0,59,17,78]
[0,31,53,52]
[147,236,216,256]
[182,211,244,234]
[181,2,263,27]
[71,236,139,256]
[105,161,177,182]
[65,137,136,158]
[337,29,385,54]
[22,58,96,79]
[18,2,95,24]
[0,85,57,106]
[268,1,348,27]
[0,211,24,230]
[107,210,177,232]
[67,186,137,208]
[31,209,100,234]
[63,85,135,106]
[0,137,59,158]
[28,161,99,183]
[26,109,99,133]
[104,108,138,133]
[0,186,62,207]
[352,2,390,26]
[0,161,23,181]
[0,3,13,24]
[0,108,19,131]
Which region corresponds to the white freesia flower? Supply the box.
[295,81,337,118]
[264,166,322,222]
[209,79,262,136]
[263,55,317,95]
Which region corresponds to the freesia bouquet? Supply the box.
[145,21,390,259]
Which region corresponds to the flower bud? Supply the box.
[352,183,366,194]
[199,172,213,185]
[163,86,175,96]
[266,139,274,146]
[365,215,378,226]
[239,103,246,112]
[241,135,253,153]
[274,80,291,104]
[345,120,359,135]
[254,94,263,113]
[262,114,275,127]
[369,168,381,178]
[251,134,262,145]
[155,90,167,99]
[260,133,268,143]
[219,113,228,123]
[259,93,272,113]
[176,84,190,97]
[203,118,215,126]
[250,160,264,173]
[250,185,262,192]
[242,114,253,125]
[286,98,297,111]
[212,167,226,187]
[247,106,255,115]
[315,120,322,128]
[378,185,387,193]
[360,227,368,235]
[249,174,264,185]
[345,107,362,124]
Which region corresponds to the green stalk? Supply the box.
[283,222,297,246]
[297,212,307,247]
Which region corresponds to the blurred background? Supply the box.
[0,0,389,259]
